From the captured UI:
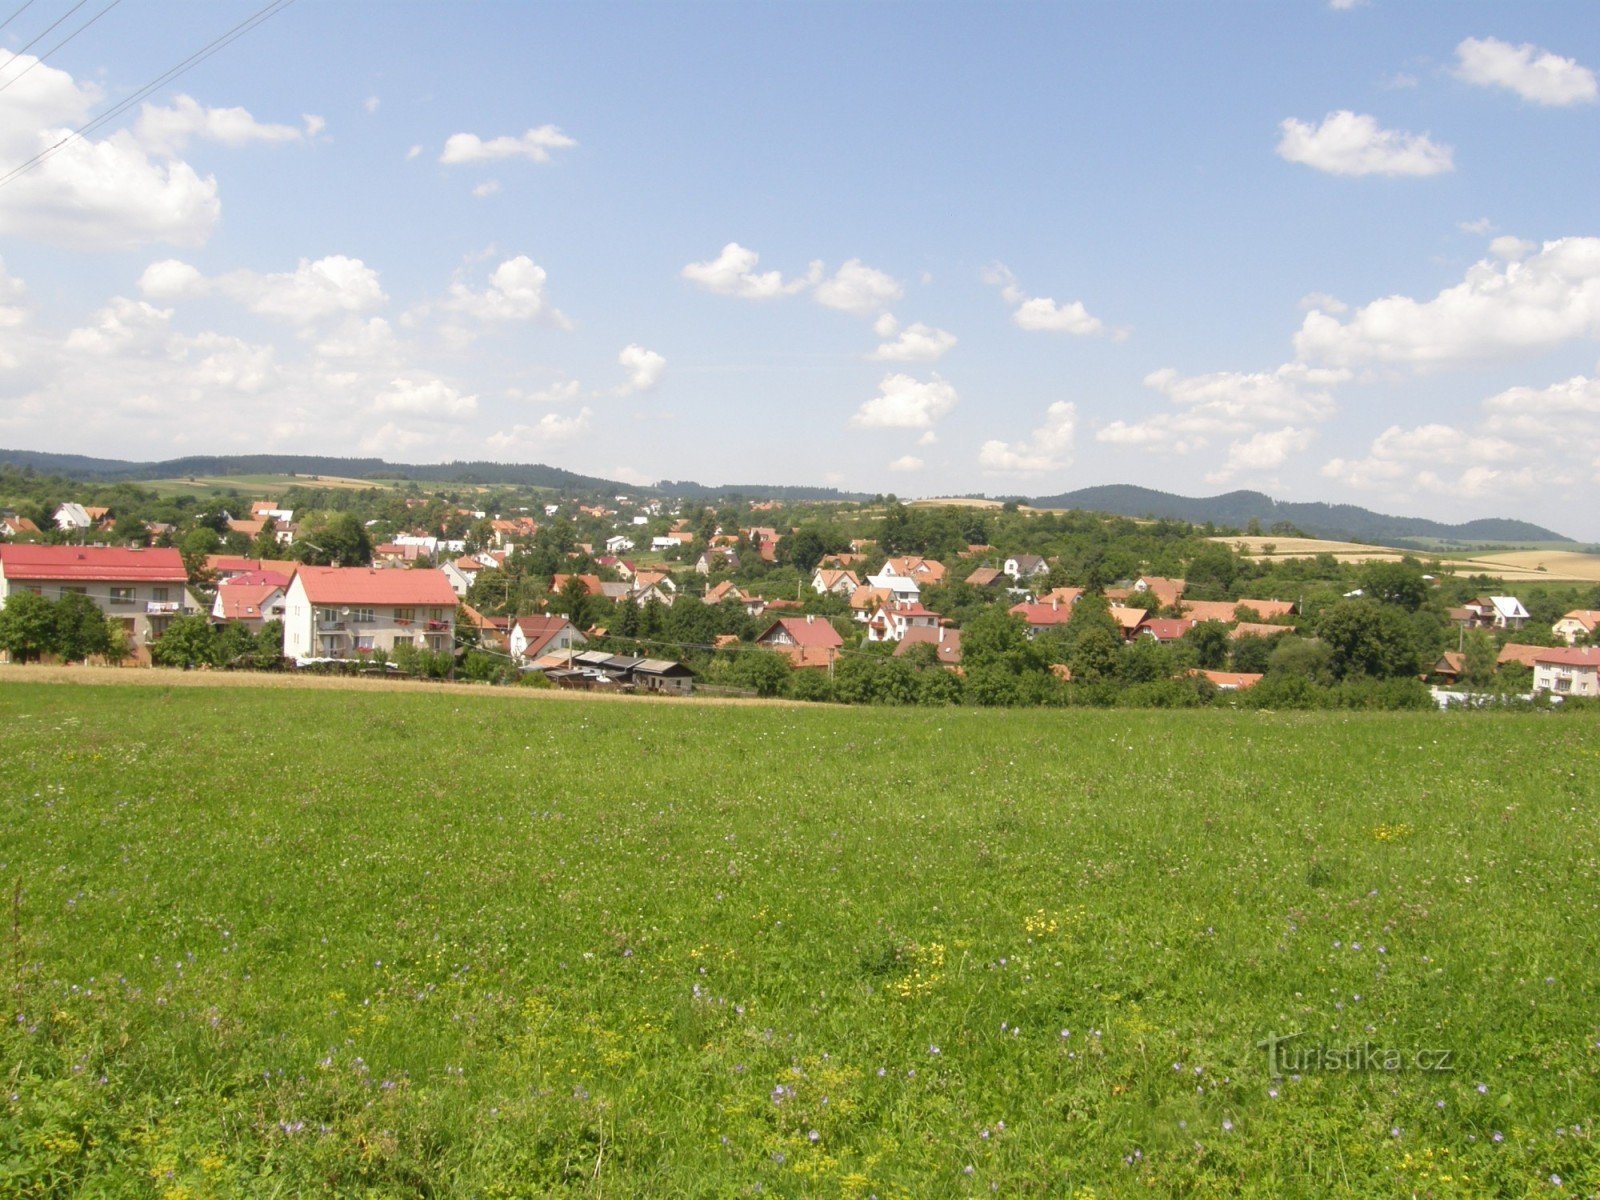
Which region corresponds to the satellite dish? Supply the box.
[340,607,351,616]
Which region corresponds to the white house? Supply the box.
[811,568,860,596]
[1004,554,1049,581]
[282,566,457,663]
[1552,610,1600,645]
[508,614,586,663]
[1532,646,1600,697]
[865,600,941,643]
[1466,596,1530,630]
[866,572,920,601]
[605,535,635,554]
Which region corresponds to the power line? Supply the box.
[0,0,39,36]
[0,0,86,61]
[0,0,295,191]
[0,0,122,96]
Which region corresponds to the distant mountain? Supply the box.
[655,480,873,503]
[1026,485,1570,544]
[0,450,631,493]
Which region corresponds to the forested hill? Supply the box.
[1026,485,1569,544]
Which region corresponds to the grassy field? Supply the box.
[2,680,1598,1197]
[1215,536,1600,582]
[138,474,408,500]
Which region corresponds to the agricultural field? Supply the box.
[2,678,1598,1197]
[139,474,408,500]
[1216,536,1600,582]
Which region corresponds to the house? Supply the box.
[633,658,696,695]
[459,602,510,651]
[865,572,920,601]
[1037,586,1085,608]
[965,566,1005,588]
[508,614,586,663]
[811,568,860,596]
[1552,610,1600,645]
[742,527,781,563]
[212,581,287,631]
[849,585,894,622]
[695,547,740,575]
[441,556,488,597]
[893,625,962,666]
[1231,622,1289,640]
[1179,599,1296,626]
[1428,651,1466,683]
[755,614,843,667]
[865,600,941,643]
[281,566,457,663]
[1133,576,1187,609]
[1464,596,1529,630]
[1108,605,1149,640]
[551,573,606,598]
[880,556,947,584]
[1009,596,1076,637]
[53,503,110,531]
[1497,643,1546,670]
[604,535,635,554]
[1,514,40,539]
[1139,618,1196,643]
[1003,554,1049,581]
[650,536,682,552]
[1532,646,1600,697]
[0,545,198,660]
[206,555,300,583]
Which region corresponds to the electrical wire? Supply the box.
[0,0,38,36]
[0,0,122,96]
[0,0,295,190]
[0,0,87,64]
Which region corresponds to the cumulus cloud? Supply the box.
[445,256,570,326]
[63,297,172,355]
[1295,237,1600,367]
[472,180,502,198]
[1458,217,1494,236]
[0,57,219,250]
[983,264,1112,337]
[1454,36,1597,106]
[1322,423,1530,496]
[1205,427,1316,485]
[812,259,904,316]
[439,125,576,164]
[681,242,818,300]
[134,95,319,156]
[486,408,593,451]
[370,375,478,420]
[617,344,666,392]
[1276,111,1453,177]
[888,455,924,472]
[849,374,958,430]
[140,255,388,325]
[978,401,1076,473]
[870,320,957,362]
[0,259,29,328]
[1482,373,1600,440]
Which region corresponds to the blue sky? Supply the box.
[2,1,1598,535]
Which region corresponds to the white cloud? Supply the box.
[0,258,29,328]
[1298,291,1348,315]
[63,297,172,355]
[1489,235,1535,260]
[178,331,277,393]
[1328,0,1365,8]
[371,375,478,420]
[1322,422,1531,496]
[406,144,423,160]
[1205,426,1315,484]
[1482,373,1600,440]
[510,379,583,406]
[888,455,924,472]
[983,263,1111,336]
[873,313,900,339]
[1276,111,1454,177]
[978,401,1076,473]
[439,125,576,164]
[812,259,904,316]
[870,321,957,362]
[486,408,593,451]
[617,344,666,392]
[1458,217,1494,236]
[445,256,569,326]
[1295,237,1600,367]
[144,255,388,325]
[849,373,958,430]
[1097,363,1345,455]
[134,94,316,156]
[471,180,502,198]
[359,422,432,457]
[1454,36,1598,107]
[681,242,817,300]
[0,58,219,250]
[364,96,381,114]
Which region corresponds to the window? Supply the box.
[428,608,445,621]
[110,587,135,605]
[394,607,415,623]
[351,608,375,624]
[151,588,169,602]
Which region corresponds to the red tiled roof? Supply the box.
[1140,618,1194,641]
[1533,646,1600,667]
[215,583,284,621]
[757,615,844,649]
[0,544,187,582]
[1497,643,1545,668]
[224,569,292,588]
[1010,600,1073,626]
[551,573,605,597]
[1231,622,1288,640]
[511,614,576,659]
[207,555,299,576]
[291,566,457,606]
[1557,609,1600,632]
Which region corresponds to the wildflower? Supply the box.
[1492,1131,1504,1143]
[930,1044,940,1055]
[1222,1120,1234,1132]
[807,1130,820,1144]
[1477,1083,1489,1094]
[1390,1127,1401,1138]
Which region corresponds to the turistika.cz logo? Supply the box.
[1257,1031,1455,1078]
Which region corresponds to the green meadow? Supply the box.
[2,679,1598,1197]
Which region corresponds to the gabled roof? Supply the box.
[1490,596,1530,620]
[1009,600,1073,626]
[510,614,579,659]
[756,615,844,649]
[1140,618,1194,641]
[551,573,605,597]
[893,625,962,664]
[215,583,284,621]
[207,555,300,577]
[1136,576,1186,608]
[1195,670,1263,690]
[965,567,1004,587]
[292,566,457,606]
[1533,646,1600,668]
[1231,621,1288,640]
[1108,605,1148,632]
[1180,600,1242,624]
[221,569,292,588]
[1557,609,1600,632]
[1496,643,1545,668]
[0,544,187,582]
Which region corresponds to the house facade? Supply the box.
[282,566,457,663]
[1552,610,1600,645]
[508,614,586,663]
[1532,647,1600,697]
[0,545,198,658]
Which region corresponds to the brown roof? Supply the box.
[1231,621,1289,639]
[1140,618,1194,641]
[893,625,962,664]
[0,544,186,582]
[965,567,1004,587]
[1496,643,1545,668]
[510,614,577,659]
[292,566,457,606]
[1108,605,1148,632]
[756,615,844,649]
[1195,670,1263,690]
[1137,576,1186,608]
[551,573,605,597]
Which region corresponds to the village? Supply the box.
[3,488,1598,705]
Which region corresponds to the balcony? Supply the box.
[316,620,347,632]
[146,601,180,614]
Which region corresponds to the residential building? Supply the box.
[0,545,198,659]
[755,614,843,667]
[1532,646,1600,697]
[865,600,941,643]
[1,514,40,539]
[1552,610,1600,645]
[508,614,586,663]
[212,573,289,631]
[1464,596,1529,630]
[282,566,457,663]
[1003,553,1049,580]
[893,625,962,666]
[811,568,860,596]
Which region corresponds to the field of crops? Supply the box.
[3,679,1598,1197]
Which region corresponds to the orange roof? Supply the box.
[207,555,300,576]
[965,567,1004,587]
[1010,600,1074,626]
[1108,605,1148,632]
[1180,600,1241,624]
[1231,621,1289,639]
[1235,598,1296,620]
[1137,576,1186,608]
[1497,643,1545,668]
[551,573,605,597]
[1195,670,1263,690]
[773,644,838,669]
[1557,609,1600,632]
[1039,586,1084,606]
[0,544,186,582]
[292,566,457,606]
